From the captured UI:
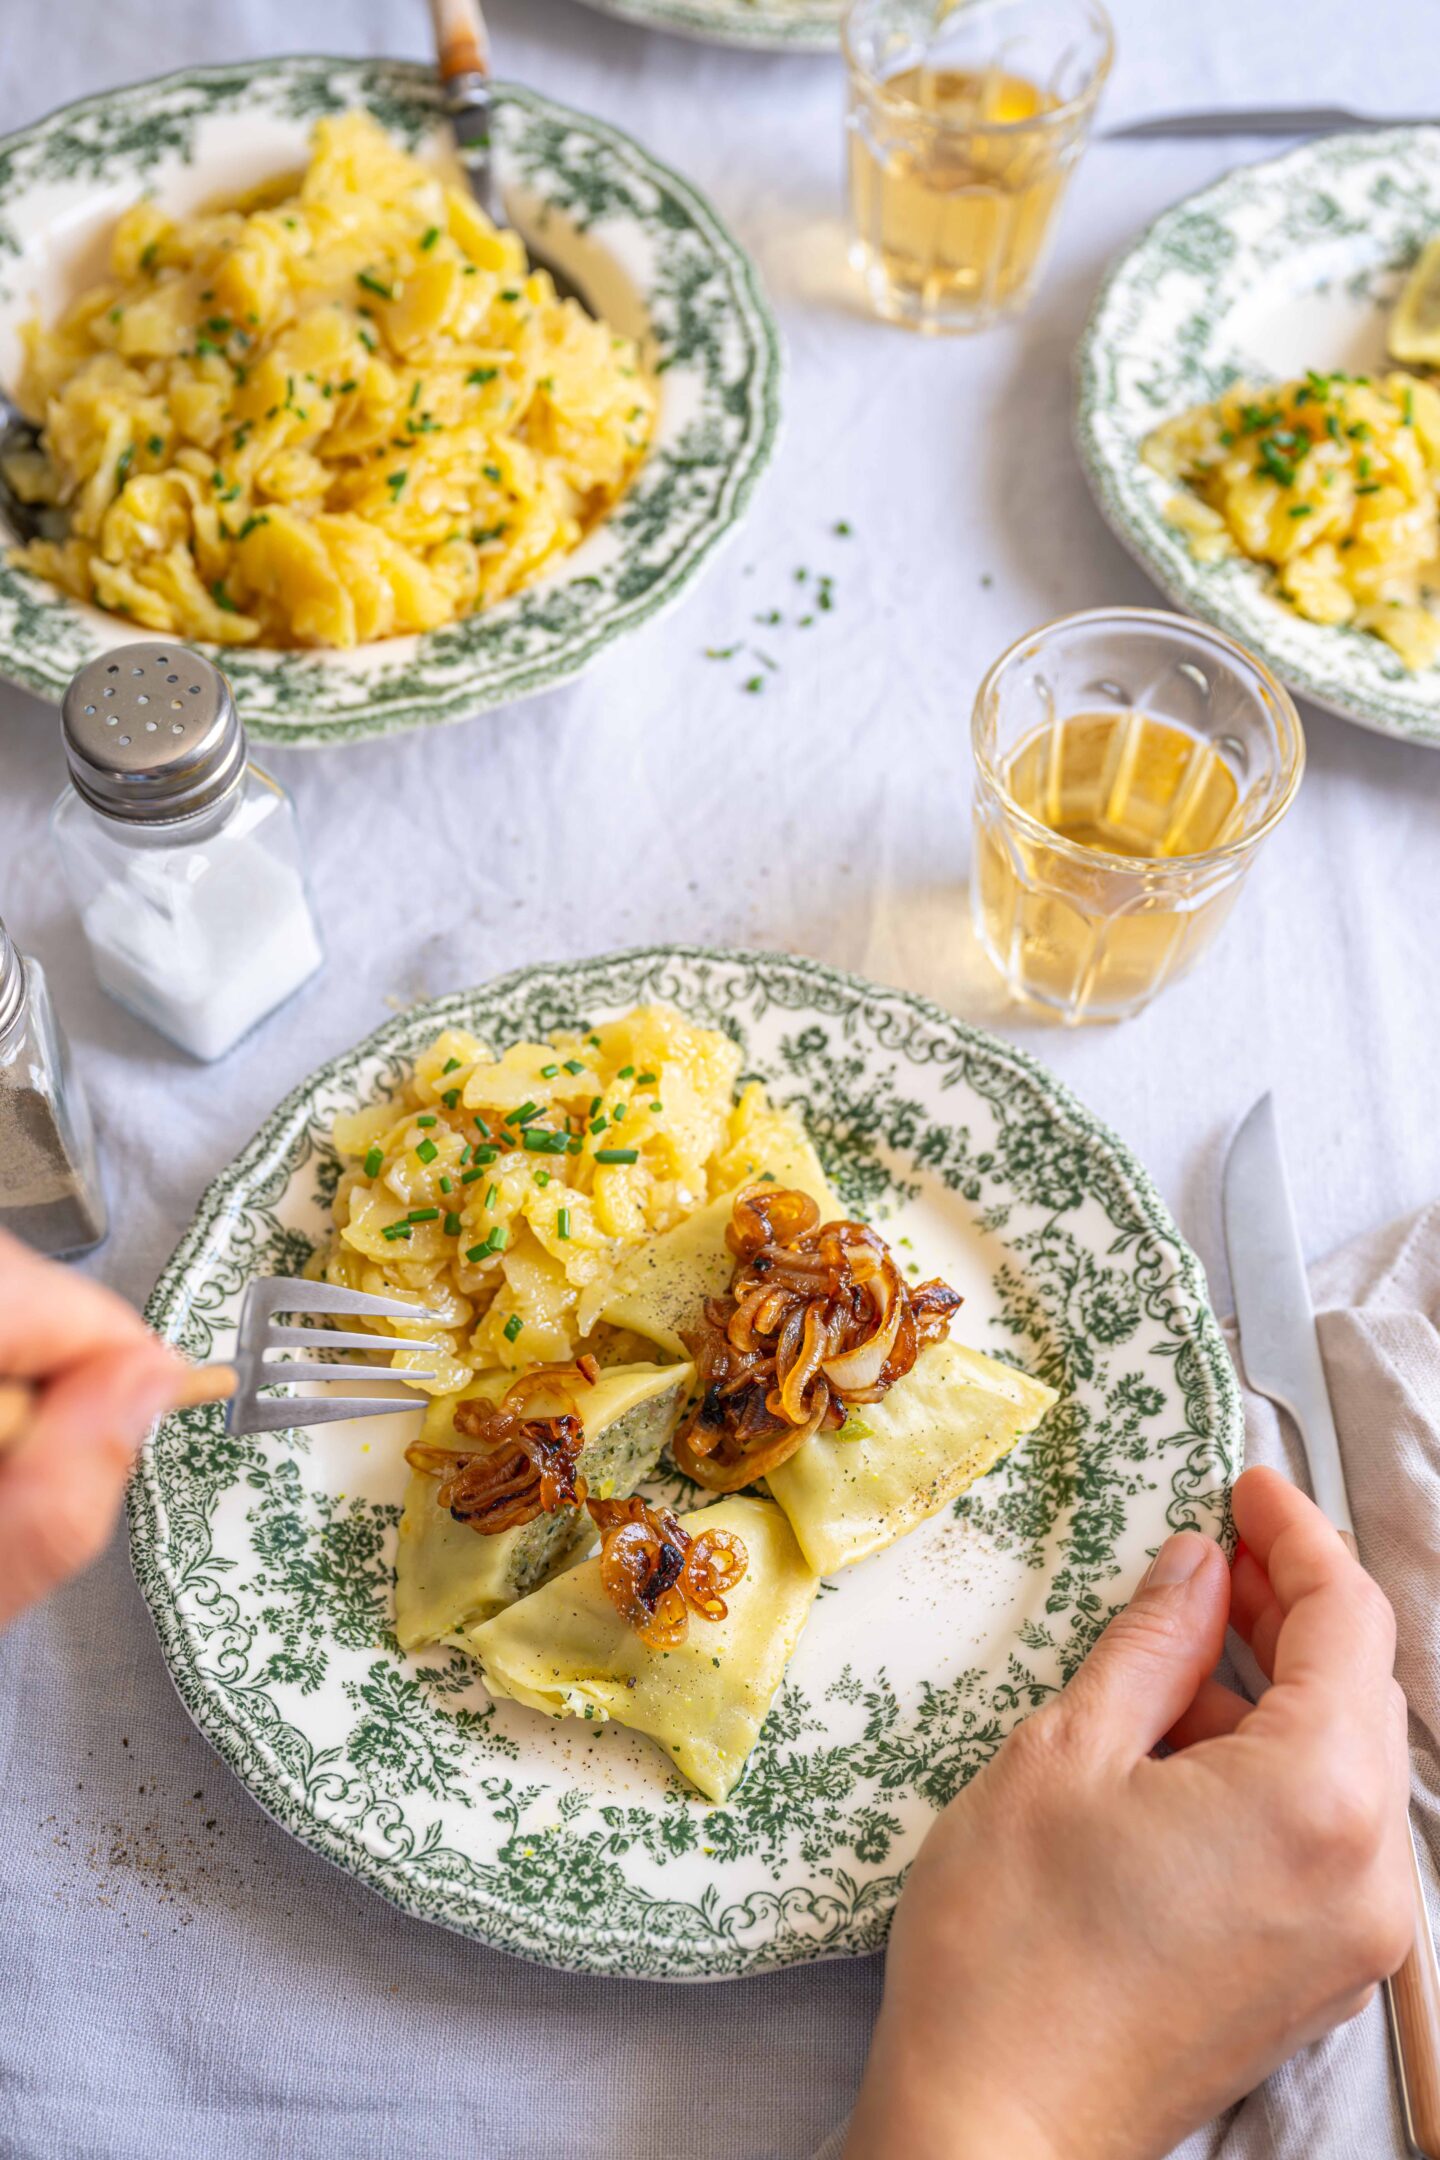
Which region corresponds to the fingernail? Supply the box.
[1145,1532,1209,1589]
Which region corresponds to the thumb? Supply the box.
[1058,1531,1232,1767]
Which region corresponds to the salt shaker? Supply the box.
[52,644,324,1063]
[0,913,108,1258]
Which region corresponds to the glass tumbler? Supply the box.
[970,609,1305,1023]
[843,0,1113,334]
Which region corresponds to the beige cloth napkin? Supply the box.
[815,1201,1440,2160]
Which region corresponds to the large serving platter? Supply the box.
[131,947,1240,1980]
[1077,126,1440,749]
[0,58,780,746]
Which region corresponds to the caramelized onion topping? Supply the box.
[404,1355,600,1536]
[671,1184,962,1492]
[587,1494,748,1650]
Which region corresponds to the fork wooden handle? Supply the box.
[429,0,491,81]
[0,1365,238,1454]
[1338,1531,1440,2158]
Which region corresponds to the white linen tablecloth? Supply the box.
[2,2,1440,2154]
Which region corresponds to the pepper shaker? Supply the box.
[0,914,107,1258]
[52,643,324,1063]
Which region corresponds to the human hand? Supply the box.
[845,1466,1413,2160]
[0,1229,189,1627]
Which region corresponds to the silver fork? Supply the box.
[226,1279,444,1434]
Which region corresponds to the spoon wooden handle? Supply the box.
[0,1364,238,1454]
[429,0,491,82]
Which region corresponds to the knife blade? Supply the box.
[1105,106,1435,141]
[1224,1092,1440,2160]
[1221,1091,1354,1536]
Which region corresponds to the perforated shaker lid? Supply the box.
[61,643,247,822]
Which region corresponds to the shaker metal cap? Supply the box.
[61,643,247,822]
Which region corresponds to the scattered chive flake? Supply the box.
[635,1071,657,1086]
[743,675,764,694]
[1287,503,1314,518]
[442,1057,463,1074]
[382,1223,413,1241]
[444,1211,463,1237]
[563,1058,585,1075]
[467,365,498,386]
[357,269,394,300]
[590,1116,608,1135]
[364,1146,385,1177]
[416,1114,437,1128]
[148,434,165,455]
[415,1137,439,1164]
[485,1183,498,1209]
[557,1208,571,1240]
[595,1147,639,1165]
[387,470,408,495]
[503,1313,523,1343]
[116,445,134,485]
[540,1063,559,1078]
[460,1166,485,1185]
[834,519,852,536]
[439,1175,453,1194]
[210,580,239,614]
[407,1207,440,1223]
[420,225,440,251]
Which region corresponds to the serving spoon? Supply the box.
[427,0,591,310]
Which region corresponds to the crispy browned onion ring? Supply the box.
[404,1356,599,1535]
[587,1495,748,1650]
[672,1185,962,1492]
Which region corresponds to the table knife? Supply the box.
[1224,1093,1440,2160]
[1106,106,1436,140]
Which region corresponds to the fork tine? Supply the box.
[243,1277,446,1323]
[260,1325,444,1354]
[251,1358,438,1387]
[228,1391,432,1435]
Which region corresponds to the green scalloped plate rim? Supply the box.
[0,57,782,746]
[1075,125,1440,749]
[129,944,1242,1979]
[566,0,841,52]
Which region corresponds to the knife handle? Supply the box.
[1340,1534,1440,2158]
[429,0,491,82]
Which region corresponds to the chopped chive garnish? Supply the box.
[567,1136,584,1155]
[588,1096,602,1116]
[407,1207,440,1223]
[442,1088,461,1109]
[503,1313,523,1343]
[590,1116,608,1136]
[386,470,408,495]
[442,1057,463,1074]
[443,1211,463,1237]
[595,1147,639,1165]
[634,1072,657,1086]
[459,1145,472,1166]
[460,1166,485,1185]
[357,270,394,299]
[382,1223,413,1241]
[465,1241,489,1262]
[420,225,440,251]
[473,1146,498,1165]
[563,1058,585,1075]
[617,1065,635,1079]
[489,1225,509,1253]
[439,1175,453,1193]
[535,1171,551,1187]
[650,1102,663,1114]
[557,1208,571,1240]
[467,365,498,386]
[416,1114,437,1128]
[363,1146,384,1177]
[612,1104,626,1122]
[485,1183,498,1209]
[540,1064,559,1078]
[415,1138,439,1164]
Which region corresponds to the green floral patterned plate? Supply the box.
[131,947,1240,1980]
[0,59,780,746]
[1076,126,1440,747]
[568,0,840,51]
